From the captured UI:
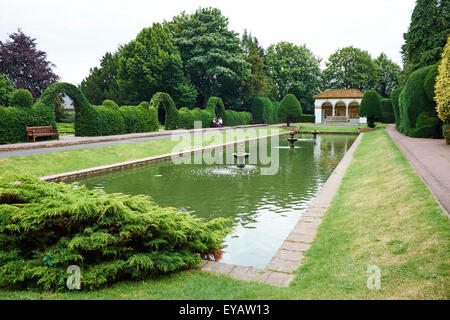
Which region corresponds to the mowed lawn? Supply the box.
[295,123,388,133]
[0,127,286,177]
[0,129,448,299]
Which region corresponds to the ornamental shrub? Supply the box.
[279,94,302,126]
[424,64,439,101]
[381,98,395,123]
[0,173,230,291]
[102,99,120,110]
[10,89,33,108]
[359,90,382,128]
[398,65,441,137]
[435,36,450,125]
[150,92,180,130]
[413,111,442,138]
[390,87,403,129]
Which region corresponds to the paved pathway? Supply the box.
[386,124,450,215]
[200,133,364,286]
[0,125,272,158]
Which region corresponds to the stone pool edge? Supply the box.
[199,132,364,287]
[39,131,290,182]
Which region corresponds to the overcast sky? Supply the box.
[0,0,417,85]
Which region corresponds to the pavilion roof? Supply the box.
[313,89,364,99]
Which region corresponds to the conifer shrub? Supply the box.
[10,89,33,109]
[398,65,441,137]
[381,98,395,123]
[359,90,382,128]
[0,174,230,291]
[279,94,302,127]
[390,87,403,129]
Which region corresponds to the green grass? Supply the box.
[56,122,75,135]
[294,123,388,133]
[0,127,286,177]
[1,129,448,299]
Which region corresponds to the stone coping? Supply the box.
[0,124,272,152]
[297,131,359,135]
[40,131,290,182]
[199,133,364,287]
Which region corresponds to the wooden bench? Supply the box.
[26,125,59,143]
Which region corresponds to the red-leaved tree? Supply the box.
[0,29,59,99]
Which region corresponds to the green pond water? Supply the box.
[76,134,356,269]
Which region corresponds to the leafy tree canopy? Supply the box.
[265,42,322,113]
[80,51,122,105]
[373,53,402,98]
[401,0,449,79]
[117,23,197,107]
[323,46,377,92]
[0,29,59,99]
[171,7,250,108]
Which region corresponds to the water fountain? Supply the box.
[287,130,298,148]
[233,143,250,167]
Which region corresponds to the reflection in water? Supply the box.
[77,134,356,269]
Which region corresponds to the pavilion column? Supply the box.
[332,104,335,117]
[345,103,349,118]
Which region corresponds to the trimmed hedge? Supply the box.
[0,173,230,291]
[381,98,395,123]
[398,65,442,138]
[150,92,180,130]
[359,90,382,128]
[391,87,403,129]
[10,89,33,109]
[279,94,302,126]
[435,36,450,125]
[36,83,159,139]
[0,102,56,144]
[296,114,315,123]
[250,96,277,124]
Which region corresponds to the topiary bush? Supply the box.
[178,107,195,129]
[390,87,403,129]
[279,94,302,127]
[93,105,126,136]
[398,65,441,138]
[150,92,180,130]
[0,173,230,291]
[10,89,33,109]
[250,96,277,124]
[359,90,382,128]
[381,98,395,123]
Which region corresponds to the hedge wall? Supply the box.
[296,114,315,123]
[0,103,56,144]
[250,96,277,124]
[390,87,403,129]
[381,98,395,123]
[398,65,442,138]
[150,92,180,130]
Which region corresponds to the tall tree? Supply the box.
[0,29,59,99]
[373,53,402,98]
[171,7,250,108]
[265,42,322,113]
[80,51,122,105]
[401,0,449,80]
[117,23,197,107]
[323,46,377,92]
[241,30,272,105]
